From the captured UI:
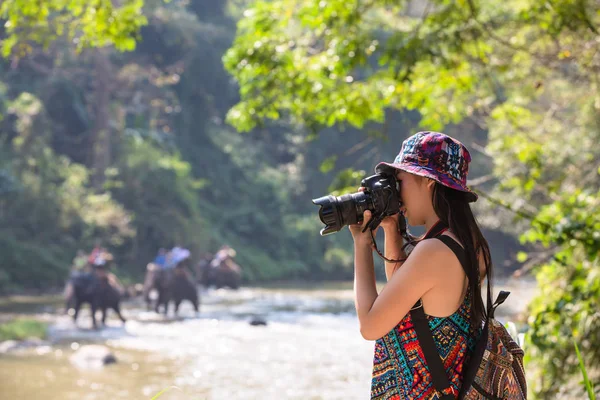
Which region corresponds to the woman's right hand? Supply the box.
[379,212,401,233]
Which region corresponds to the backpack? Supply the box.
[411,235,527,399]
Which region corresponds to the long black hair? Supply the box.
[431,182,492,330]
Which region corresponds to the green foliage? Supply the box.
[328,168,367,195]
[0,93,133,290]
[0,0,147,57]
[0,318,47,341]
[225,0,600,397]
[109,133,207,266]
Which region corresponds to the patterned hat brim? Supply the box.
[375,161,479,203]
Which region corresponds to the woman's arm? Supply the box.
[350,211,446,341]
[383,226,407,281]
[353,239,378,338]
[356,239,446,340]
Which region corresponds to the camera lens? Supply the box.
[311,192,370,235]
[312,195,340,236]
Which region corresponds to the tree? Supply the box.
[0,92,133,290]
[0,0,147,57]
[1,0,149,187]
[224,0,600,397]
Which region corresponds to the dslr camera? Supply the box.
[312,172,402,236]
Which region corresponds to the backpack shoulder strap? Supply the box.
[434,235,468,274]
[410,235,469,399]
[411,305,456,399]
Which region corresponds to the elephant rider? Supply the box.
[166,246,190,268]
[153,248,167,269]
[170,247,194,282]
[88,240,103,265]
[148,247,193,285]
[210,245,236,269]
[91,249,125,295]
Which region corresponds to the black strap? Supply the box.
[410,233,467,399]
[435,236,469,274]
[411,305,455,399]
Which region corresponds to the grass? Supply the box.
[574,337,596,400]
[0,318,48,341]
[151,386,181,400]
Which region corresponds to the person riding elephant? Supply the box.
[68,264,126,329]
[143,249,199,316]
[214,258,242,289]
[201,246,242,289]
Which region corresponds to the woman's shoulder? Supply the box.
[438,231,464,249]
[410,237,459,265]
[422,231,486,282]
[406,238,465,287]
[417,232,463,252]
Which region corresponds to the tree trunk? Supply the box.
[91,49,112,189]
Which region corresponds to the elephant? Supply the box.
[198,258,242,290]
[143,263,199,316]
[171,267,200,315]
[67,267,126,329]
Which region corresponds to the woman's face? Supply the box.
[395,170,435,226]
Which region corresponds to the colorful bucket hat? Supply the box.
[375,131,478,202]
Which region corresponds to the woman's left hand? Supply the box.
[349,210,376,248]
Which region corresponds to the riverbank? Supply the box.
[0,318,48,341]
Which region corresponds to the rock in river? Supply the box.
[69,345,117,369]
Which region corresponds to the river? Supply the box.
[0,278,537,400]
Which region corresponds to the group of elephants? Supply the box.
[65,258,243,329]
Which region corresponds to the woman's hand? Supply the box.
[350,187,402,237]
[379,212,401,233]
[349,210,376,248]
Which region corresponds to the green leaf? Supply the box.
[573,336,596,400]
[516,251,528,263]
[319,155,337,173]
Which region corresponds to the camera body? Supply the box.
[312,172,401,236]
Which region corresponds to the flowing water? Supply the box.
[0,278,537,400]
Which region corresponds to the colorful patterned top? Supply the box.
[370,227,477,399]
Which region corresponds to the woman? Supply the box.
[350,131,492,399]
